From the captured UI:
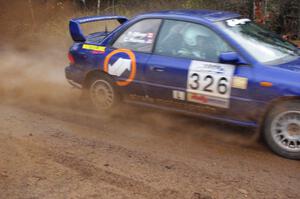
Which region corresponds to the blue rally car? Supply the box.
[65,10,300,159]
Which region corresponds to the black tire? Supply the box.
[264,101,300,160]
[86,74,121,112]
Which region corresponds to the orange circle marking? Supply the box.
[103,49,136,86]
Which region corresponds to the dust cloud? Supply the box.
[0,1,80,108]
[0,45,68,97]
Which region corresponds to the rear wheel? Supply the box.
[88,75,120,112]
[264,101,300,160]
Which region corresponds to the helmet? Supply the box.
[183,25,210,47]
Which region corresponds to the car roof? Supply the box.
[138,9,241,22]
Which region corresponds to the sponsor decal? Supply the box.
[187,61,235,105]
[226,18,251,27]
[187,92,229,108]
[187,93,208,103]
[123,31,155,44]
[147,33,154,38]
[82,44,106,52]
[91,50,105,54]
[103,49,136,86]
[187,60,235,108]
[232,76,248,89]
[108,58,131,77]
[172,90,185,100]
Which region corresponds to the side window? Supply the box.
[154,20,233,62]
[112,19,162,53]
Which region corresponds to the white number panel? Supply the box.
[187,60,235,108]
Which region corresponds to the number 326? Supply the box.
[189,73,228,95]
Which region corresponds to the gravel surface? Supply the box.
[0,99,299,199]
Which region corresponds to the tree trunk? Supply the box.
[28,0,35,32]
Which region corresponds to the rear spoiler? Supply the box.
[69,16,128,42]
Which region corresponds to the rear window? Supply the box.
[82,20,121,43]
[112,19,162,53]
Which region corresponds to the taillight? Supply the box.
[68,52,75,65]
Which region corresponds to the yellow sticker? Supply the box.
[82,44,106,52]
[232,76,248,89]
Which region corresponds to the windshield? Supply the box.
[216,19,300,64]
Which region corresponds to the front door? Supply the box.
[144,19,253,120]
[103,18,162,96]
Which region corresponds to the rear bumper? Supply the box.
[67,79,82,89]
[65,65,84,88]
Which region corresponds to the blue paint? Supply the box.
[65,10,300,128]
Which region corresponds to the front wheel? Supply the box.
[88,76,120,112]
[264,101,300,160]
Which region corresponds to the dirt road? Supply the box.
[0,96,299,199]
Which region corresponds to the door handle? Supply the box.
[149,66,165,72]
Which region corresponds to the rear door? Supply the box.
[144,20,253,118]
[102,19,162,96]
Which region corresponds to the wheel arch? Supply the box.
[259,96,300,134]
[83,69,113,89]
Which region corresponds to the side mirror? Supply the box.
[219,52,247,65]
